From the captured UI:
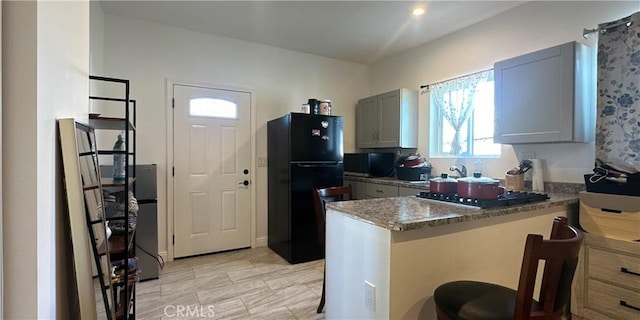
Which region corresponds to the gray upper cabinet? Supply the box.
[356,88,418,148]
[356,96,378,148]
[494,41,595,144]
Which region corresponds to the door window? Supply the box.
[189,98,237,119]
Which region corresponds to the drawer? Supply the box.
[579,192,640,241]
[365,183,398,198]
[398,186,423,197]
[586,279,640,320]
[587,247,640,289]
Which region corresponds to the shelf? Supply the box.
[101,177,135,189]
[115,281,136,319]
[89,114,136,131]
[106,216,129,222]
[83,184,100,191]
[89,96,136,104]
[111,256,138,320]
[108,230,136,256]
[84,177,134,191]
[90,75,137,320]
[97,150,135,156]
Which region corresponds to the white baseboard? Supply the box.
[255,236,267,247]
[159,250,169,263]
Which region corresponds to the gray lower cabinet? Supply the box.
[344,178,365,200]
[345,178,427,199]
[365,182,399,199]
[494,41,595,144]
[356,88,418,148]
[398,186,424,197]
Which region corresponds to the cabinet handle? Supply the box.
[621,267,640,277]
[620,300,640,312]
[376,190,383,193]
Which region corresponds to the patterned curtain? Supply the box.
[595,11,640,173]
[430,70,491,155]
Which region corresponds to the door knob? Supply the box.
[239,180,249,186]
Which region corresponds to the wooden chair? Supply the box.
[312,185,353,314]
[434,216,583,320]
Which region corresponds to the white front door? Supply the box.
[173,84,251,258]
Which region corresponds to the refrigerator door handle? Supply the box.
[296,161,341,168]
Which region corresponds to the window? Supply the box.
[429,70,500,157]
[189,98,237,119]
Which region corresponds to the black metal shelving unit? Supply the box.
[89,75,137,320]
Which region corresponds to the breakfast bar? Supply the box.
[324,194,579,319]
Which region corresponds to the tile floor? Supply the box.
[134,247,326,320]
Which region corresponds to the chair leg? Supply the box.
[317,268,326,313]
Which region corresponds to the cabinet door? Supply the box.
[356,97,379,148]
[398,186,424,197]
[494,42,575,144]
[364,182,399,199]
[377,90,401,148]
[344,179,365,200]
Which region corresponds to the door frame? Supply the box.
[165,79,257,261]
[0,3,4,314]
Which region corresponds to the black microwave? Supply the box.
[344,153,395,177]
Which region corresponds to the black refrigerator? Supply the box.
[268,113,343,264]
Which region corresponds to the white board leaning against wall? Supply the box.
[1,3,5,316]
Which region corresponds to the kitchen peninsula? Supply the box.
[324,194,578,319]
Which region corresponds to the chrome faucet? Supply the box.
[449,164,467,178]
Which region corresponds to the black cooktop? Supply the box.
[416,191,550,209]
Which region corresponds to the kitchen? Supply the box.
[91,0,638,266]
[3,1,639,319]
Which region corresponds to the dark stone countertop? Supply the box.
[326,193,579,231]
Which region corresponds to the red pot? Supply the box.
[457,173,506,199]
[429,173,458,195]
[403,155,426,167]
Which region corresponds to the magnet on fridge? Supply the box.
[322,135,329,140]
[312,129,321,136]
[321,121,329,128]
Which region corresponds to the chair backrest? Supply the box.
[514,216,584,320]
[312,185,353,247]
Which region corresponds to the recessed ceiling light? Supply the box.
[412,7,425,16]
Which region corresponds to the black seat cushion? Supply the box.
[434,281,541,320]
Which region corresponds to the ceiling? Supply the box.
[99,1,526,65]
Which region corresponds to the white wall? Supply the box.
[3,3,38,317]
[3,1,89,318]
[90,0,104,83]
[369,1,639,183]
[102,14,369,257]
[0,2,3,316]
